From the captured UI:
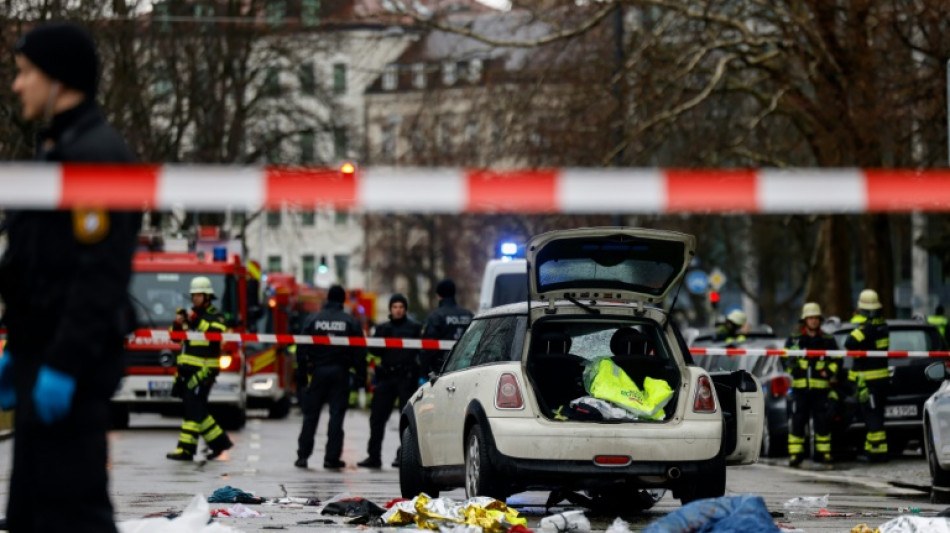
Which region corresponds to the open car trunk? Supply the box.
[526,319,682,423]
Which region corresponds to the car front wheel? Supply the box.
[465,425,508,500]
[400,426,439,498]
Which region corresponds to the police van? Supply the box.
[477,259,528,314]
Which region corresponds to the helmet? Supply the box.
[801,302,822,320]
[726,309,747,327]
[189,276,215,296]
[857,289,881,311]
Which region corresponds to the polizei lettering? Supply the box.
[313,321,347,332]
[445,315,471,326]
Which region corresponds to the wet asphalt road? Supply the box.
[0,406,945,532]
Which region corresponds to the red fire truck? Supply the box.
[111,248,252,430]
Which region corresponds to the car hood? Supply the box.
[525,227,696,305]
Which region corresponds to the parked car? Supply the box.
[691,329,791,458]
[832,319,949,457]
[922,360,950,499]
[398,227,764,509]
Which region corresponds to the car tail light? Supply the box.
[693,375,717,413]
[495,373,524,409]
[771,375,791,398]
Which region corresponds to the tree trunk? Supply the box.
[805,216,853,319]
[860,214,896,317]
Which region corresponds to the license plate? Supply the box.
[885,404,917,418]
[148,381,173,398]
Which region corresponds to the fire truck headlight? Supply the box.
[251,378,274,391]
[219,355,233,370]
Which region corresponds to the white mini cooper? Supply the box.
[398,227,764,508]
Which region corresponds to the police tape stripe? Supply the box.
[3,164,950,212]
[131,329,455,350]
[128,330,950,357]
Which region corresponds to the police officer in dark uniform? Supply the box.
[358,293,422,468]
[783,302,840,466]
[0,22,141,533]
[845,289,891,463]
[295,285,367,469]
[420,279,474,378]
[165,276,234,461]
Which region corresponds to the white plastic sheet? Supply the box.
[118,494,245,533]
[879,516,950,533]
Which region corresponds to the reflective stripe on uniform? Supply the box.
[815,433,831,453]
[866,431,888,454]
[849,368,890,382]
[178,433,198,445]
[177,354,219,367]
[875,338,889,349]
[788,433,805,455]
[851,329,866,342]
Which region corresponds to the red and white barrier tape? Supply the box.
[3,165,950,212]
[130,329,456,350]
[128,330,950,358]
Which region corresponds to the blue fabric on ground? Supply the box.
[642,494,779,533]
[207,485,262,504]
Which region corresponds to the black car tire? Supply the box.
[268,395,291,419]
[465,425,508,500]
[400,426,439,498]
[678,455,726,505]
[927,422,950,489]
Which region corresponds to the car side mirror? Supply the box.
[925,361,948,382]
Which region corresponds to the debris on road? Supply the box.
[538,510,590,533]
[210,504,264,518]
[320,496,386,519]
[119,494,244,533]
[877,516,950,532]
[603,517,632,533]
[383,494,527,531]
[812,508,855,518]
[641,494,780,533]
[783,494,830,510]
[208,486,264,504]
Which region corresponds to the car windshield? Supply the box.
[130,273,229,327]
[492,273,528,307]
[535,237,684,297]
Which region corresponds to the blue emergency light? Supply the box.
[500,242,518,257]
[213,246,227,262]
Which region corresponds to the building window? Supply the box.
[333,127,348,159]
[298,62,315,95]
[381,123,397,161]
[266,210,281,228]
[442,61,456,86]
[412,63,426,89]
[267,1,286,26]
[382,64,398,91]
[301,0,320,26]
[231,210,246,229]
[468,58,483,82]
[302,254,315,284]
[299,130,315,164]
[334,254,349,286]
[300,210,315,226]
[267,255,283,273]
[264,67,281,98]
[333,63,347,95]
[334,212,348,226]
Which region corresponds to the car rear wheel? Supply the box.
[927,422,950,489]
[465,425,508,500]
[400,426,439,498]
[677,456,726,505]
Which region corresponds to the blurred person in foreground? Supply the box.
[0,22,141,532]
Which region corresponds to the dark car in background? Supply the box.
[831,318,949,457]
[690,328,791,458]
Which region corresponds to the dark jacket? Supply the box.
[296,301,367,380]
[844,312,890,373]
[0,99,141,399]
[420,297,473,377]
[783,330,840,390]
[372,315,422,373]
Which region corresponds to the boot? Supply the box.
[357,457,382,468]
[166,448,194,461]
[788,454,803,467]
[206,438,233,460]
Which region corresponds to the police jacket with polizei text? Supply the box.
[783,330,840,389]
[420,297,473,375]
[844,313,890,373]
[0,99,141,399]
[174,305,228,361]
[296,301,367,378]
[372,316,422,370]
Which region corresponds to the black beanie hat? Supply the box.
[436,279,456,298]
[15,22,99,97]
[389,293,409,309]
[327,285,346,303]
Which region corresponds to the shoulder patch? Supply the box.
[72,209,110,244]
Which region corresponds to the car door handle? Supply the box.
[446,386,456,393]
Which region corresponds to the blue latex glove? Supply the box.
[0,350,15,410]
[32,365,76,425]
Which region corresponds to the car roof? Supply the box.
[833,318,937,331]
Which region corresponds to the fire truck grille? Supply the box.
[124,349,177,368]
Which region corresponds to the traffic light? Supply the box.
[708,290,720,309]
